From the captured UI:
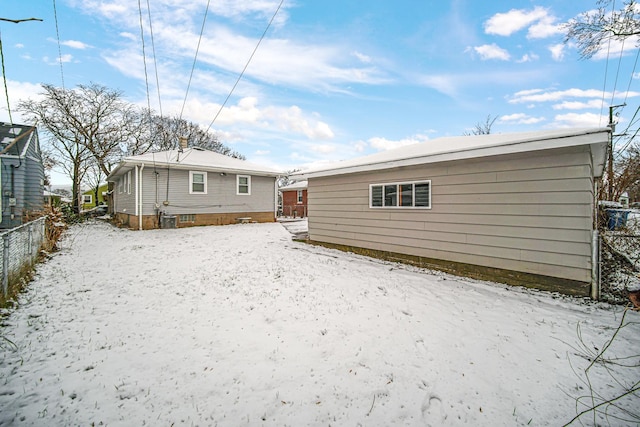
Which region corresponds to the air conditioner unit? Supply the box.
[161,215,176,229]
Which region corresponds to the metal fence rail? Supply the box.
[1,217,46,296]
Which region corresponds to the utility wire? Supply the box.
[138,0,152,116]
[599,0,617,126]
[609,38,625,108]
[0,31,13,124]
[205,0,285,134]
[52,0,65,89]
[145,0,163,118]
[179,0,211,122]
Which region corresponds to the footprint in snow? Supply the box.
[421,394,446,426]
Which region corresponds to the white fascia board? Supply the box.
[300,129,610,179]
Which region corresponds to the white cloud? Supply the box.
[553,112,606,127]
[552,100,603,110]
[309,144,336,154]
[353,141,367,153]
[15,43,24,49]
[508,88,640,103]
[352,51,372,64]
[527,16,564,39]
[61,40,93,50]
[80,1,386,94]
[254,150,270,155]
[0,80,44,123]
[548,43,565,61]
[516,53,539,63]
[591,36,640,60]
[471,44,510,61]
[498,113,545,125]
[368,134,430,151]
[484,6,550,36]
[42,54,74,65]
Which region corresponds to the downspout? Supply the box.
[591,178,600,300]
[139,163,145,231]
[274,177,279,220]
[134,165,139,217]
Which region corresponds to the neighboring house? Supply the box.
[296,128,610,297]
[44,190,71,207]
[0,122,44,229]
[81,183,109,210]
[107,147,281,230]
[280,180,308,217]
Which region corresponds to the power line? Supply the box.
[52,0,65,89]
[205,0,285,134]
[145,0,162,118]
[599,0,617,126]
[179,0,211,121]
[0,31,13,124]
[138,0,152,115]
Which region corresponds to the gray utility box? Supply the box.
[161,215,176,229]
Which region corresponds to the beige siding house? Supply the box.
[297,128,609,296]
[107,148,281,230]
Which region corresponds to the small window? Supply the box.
[126,171,132,194]
[190,171,207,194]
[237,175,251,195]
[370,180,431,209]
[180,214,195,223]
[297,189,303,204]
[118,177,123,194]
[83,194,92,204]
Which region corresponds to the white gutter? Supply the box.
[139,163,145,231]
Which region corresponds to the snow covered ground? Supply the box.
[1,221,638,426]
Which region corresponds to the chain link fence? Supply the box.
[599,211,640,303]
[0,217,46,297]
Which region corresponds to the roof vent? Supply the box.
[192,146,205,151]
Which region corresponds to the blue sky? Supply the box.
[0,0,638,185]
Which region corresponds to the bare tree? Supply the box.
[18,83,143,212]
[138,115,244,159]
[464,115,498,136]
[564,0,640,59]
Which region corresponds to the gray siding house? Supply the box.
[0,123,44,229]
[297,128,610,296]
[107,148,281,230]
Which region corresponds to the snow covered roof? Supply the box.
[108,148,282,180]
[296,128,610,179]
[279,180,308,191]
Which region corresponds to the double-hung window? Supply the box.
[297,189,303,204]
[237,175,251,195]
[189,171,207,194]
[83,194,92,204]
[370,180,431,209]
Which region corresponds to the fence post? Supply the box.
[28,223,33,256]
[591,230,601,300]
[2,233,9,297]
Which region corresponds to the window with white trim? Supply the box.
[83,194,92,204]
[189,171,207,194]
[370,180,431,209]
[297,189,303,204]
[118,177,123,194]
[237,175,251,195]
[126,171,132,194]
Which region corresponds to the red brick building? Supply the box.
[280,180,307,217]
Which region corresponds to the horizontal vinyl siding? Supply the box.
[22,156,44,213]
[140,168,274,216]
[308,145,595,283]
